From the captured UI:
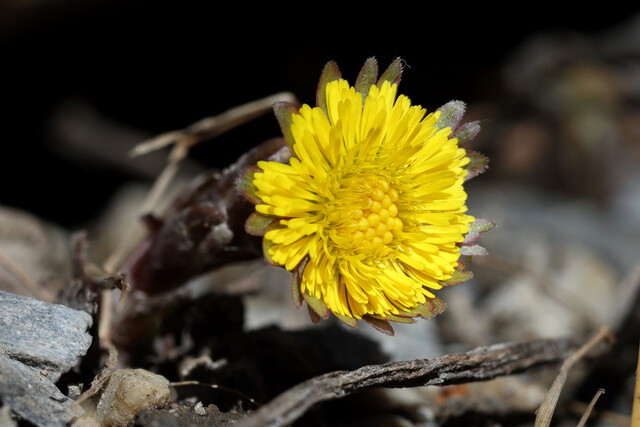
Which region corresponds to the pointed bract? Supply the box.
[273,102,299,151]
[399,297,447,319]
[261,220,284,266]
[334,313,358,328]
[465,151,489,180]
[436,100,466,132]
[441,269,474,286]
[237,166,262,205]
[459,244,489,256]
[245,212,277,236]
[355,57,379,100]
[377,57,403,87]
[307,305,322,323]
[290,257,307,308]
[464,218,495,244]
[463,232,484,245]
[262,237,277,265]
[469,218,495,234]
[454,121,481,146]
[303,292,330,319]
[291,277,304,308]
[316,61,342,115]
[370,313,415,324]
[363,316,395,336]
[415,297,447,320]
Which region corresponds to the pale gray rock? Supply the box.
[0,290,93,426]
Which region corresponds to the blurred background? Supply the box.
[1,2,640,425]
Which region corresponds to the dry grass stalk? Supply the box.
[570,401,631,427]
[534,326,613,427]
[128,92,297,157]
[576,388,605,427]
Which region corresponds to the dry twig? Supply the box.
[569,401,631,427]
[237,336,588,427]
[576,388,605,427]
[534,326,613,427]
[128,92,297,157]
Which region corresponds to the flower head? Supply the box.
[239,58,491,333]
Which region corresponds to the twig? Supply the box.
[534,326,613,427]
[632,340,640,427]
[236,336,586,427]
[129,92,298,157]
[576,388,605,427]
[570,401,631,427]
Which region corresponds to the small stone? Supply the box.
[194,401,206,416]
[94,369,172,427]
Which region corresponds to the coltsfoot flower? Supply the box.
[239,58,491,334]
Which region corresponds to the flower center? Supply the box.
[326,174,403,258]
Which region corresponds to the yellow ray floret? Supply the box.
[254,78,474,319]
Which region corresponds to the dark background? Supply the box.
[2,1,639,229]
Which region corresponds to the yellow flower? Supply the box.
[241,58,489,332]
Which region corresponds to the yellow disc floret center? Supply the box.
[326,173,403,258]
